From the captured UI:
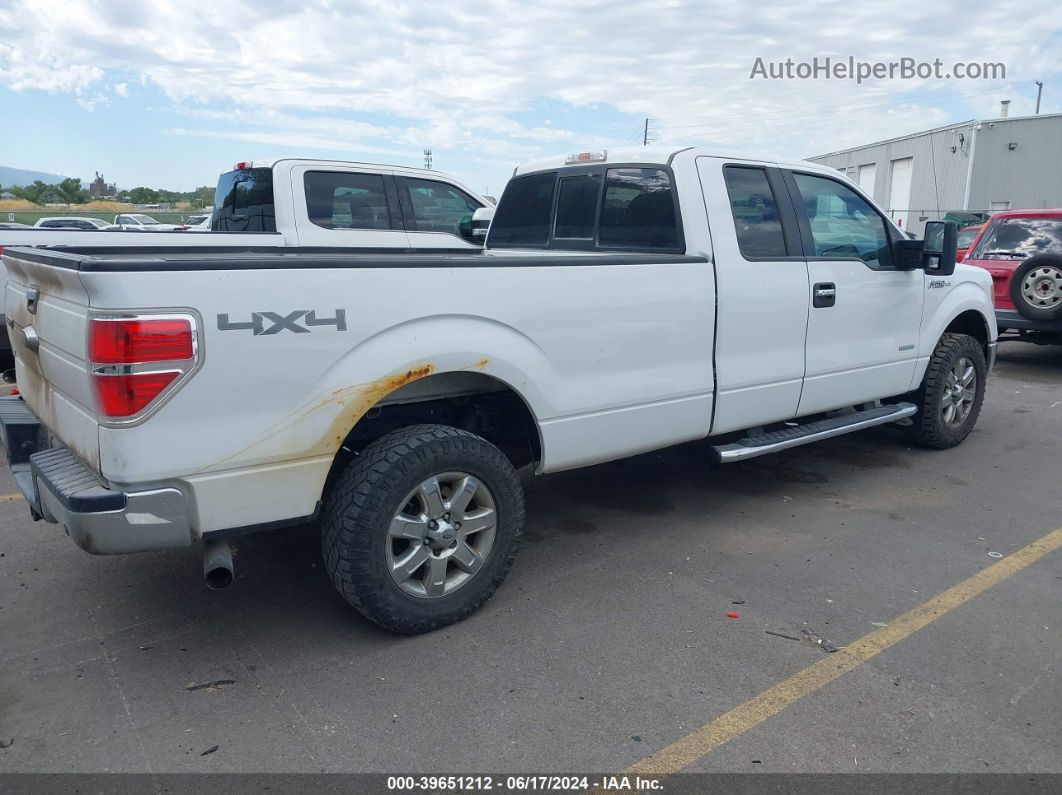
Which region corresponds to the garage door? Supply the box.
[857,163,877,197]
[888,157,913,230]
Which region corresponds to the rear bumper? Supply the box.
[0,396,192,554]
[996,309,1062,335]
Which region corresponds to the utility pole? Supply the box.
[1035,81,1043,115]
[423,148,432,170]
[643,118,650,146]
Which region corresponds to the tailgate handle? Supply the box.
[26,286,39,315]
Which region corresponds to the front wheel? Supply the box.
[321,424,524,634]
[906,332,987,449]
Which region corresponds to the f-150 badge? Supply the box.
[217,310,347,335]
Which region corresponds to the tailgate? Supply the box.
[3,250,100,471]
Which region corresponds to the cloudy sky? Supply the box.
[1,0,1059,195]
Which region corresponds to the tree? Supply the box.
[10,181,50,205]
[193,186,215,208]
[57,177,89,204]
[127,186,161,204]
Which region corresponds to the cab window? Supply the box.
[598,168,679,250]
[792,173,892,267]
[304,171,391,230]
[724,167,787,258]
[213,167,276,232]
[488,172,557,246]
[404,178,481,237]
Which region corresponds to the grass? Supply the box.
[2,206,199,226]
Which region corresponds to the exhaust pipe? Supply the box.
[2,369,16,384]
[203,538,234,589]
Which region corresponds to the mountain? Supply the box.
[0,165,75,188]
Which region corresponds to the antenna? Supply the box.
[423,148,433,170]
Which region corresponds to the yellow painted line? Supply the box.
[626,525,1062,776]
[0,493,23,502]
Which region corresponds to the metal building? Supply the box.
[808,108,1062,235]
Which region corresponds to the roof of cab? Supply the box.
[512,146,829,176]
[984,208,1062,219]
[226,157,467,182]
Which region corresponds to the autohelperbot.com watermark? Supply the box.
[749,56,1005,83]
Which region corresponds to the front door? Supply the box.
[786,170,924,415]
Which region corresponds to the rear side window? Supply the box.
[305,171,392,230]
[598,168,679,250]
[489,172,557,246]
[724,167,787,258]
[213,167,276,232]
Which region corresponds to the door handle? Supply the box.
[813,282,836,308]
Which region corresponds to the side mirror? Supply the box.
[471,206,494,241]
[922,221,957,276]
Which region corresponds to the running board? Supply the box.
[710,402,918,464]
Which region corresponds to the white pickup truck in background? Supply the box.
[112,213,183,231]
[0,146,996,634]
[0,159,490,351]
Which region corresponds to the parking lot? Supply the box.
[0,343,1059,776]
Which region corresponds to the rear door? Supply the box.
[698,159,810,433]
[4,252,100,470]
[785,170,923,415]
[290,165,409,248]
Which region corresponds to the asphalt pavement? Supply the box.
[0,343,1059,774]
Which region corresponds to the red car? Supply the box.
[955,223,984,263]
[963,209,1062,343]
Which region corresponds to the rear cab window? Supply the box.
[488,165,682,252]
[213,167,277,231]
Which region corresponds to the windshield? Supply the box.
[969,218,1062,260]
[957,226,981,248]
[213,167,275,232]
[131,214,161,224]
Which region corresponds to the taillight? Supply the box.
[90,318,194,363]
[95,371,180,417]
[89,315,198,420]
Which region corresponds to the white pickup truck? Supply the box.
[0,159,490,352]
[0,146,996,634]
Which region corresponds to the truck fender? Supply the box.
[911,281,995,390]
[307,312,556,442]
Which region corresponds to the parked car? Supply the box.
[962,209,1062,343]
[178,212,212,231]
[0,222,32,229]
[0,159,490,353]
[955,223,984,262]
[113,213,182,231]
[0,146,993,634]
[34,216,115,231]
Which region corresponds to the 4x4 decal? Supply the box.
[217,310,347,335]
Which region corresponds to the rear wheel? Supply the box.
[321,424,524,634]
[906,332,986,449]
